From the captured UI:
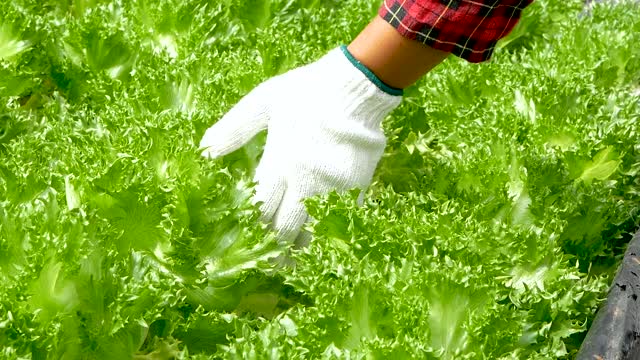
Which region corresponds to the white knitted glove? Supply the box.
[200,47,402,243]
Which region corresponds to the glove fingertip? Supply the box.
[198,129,223,159]
[273,202,308,244]
[199,144,226,159]
[294,228,313,249]
[254,177,286,222]
[199,127,244,159]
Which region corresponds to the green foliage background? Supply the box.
[0,0,638,358]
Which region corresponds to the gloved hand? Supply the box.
[200,46,402,243]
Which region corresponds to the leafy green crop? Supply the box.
[0,0,638,358]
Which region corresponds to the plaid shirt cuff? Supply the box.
[379,0,534,63]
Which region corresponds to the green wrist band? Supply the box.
[340,45,404,97]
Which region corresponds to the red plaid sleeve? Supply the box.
[379,0,533,63]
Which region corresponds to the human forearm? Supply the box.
[347,16,449,89]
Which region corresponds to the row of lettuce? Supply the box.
[0,0,638,358]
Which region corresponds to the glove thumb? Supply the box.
[200,84,271,159]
